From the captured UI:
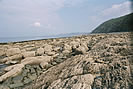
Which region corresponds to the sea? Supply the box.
[0,33,89,43]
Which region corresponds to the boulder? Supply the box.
[5,60,19,65]
[0,49,5,56]
[70,41,80,49]
[4,64,18,72]
[0,54,22,63]
[46,51,55,56]
[74,44,89,54]
[28,73,37,80]
[62,44,72,54]
[0,64,24,82]
[62,50,71,54]
[36,48,44,56]
[63,44,72,51]
[12,75,23,83]
[44,44,53,52]
[40,62,48,68]
[21,56,52,65]
[75,46,86,54]
[53,47,60,52]
[6,48,21,57]
[22,51,35,58]
[81,42,88,51]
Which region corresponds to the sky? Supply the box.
[0,0,132,37]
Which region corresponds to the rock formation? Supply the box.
[0,32,133,89]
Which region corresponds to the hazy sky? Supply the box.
[0,0,132,37]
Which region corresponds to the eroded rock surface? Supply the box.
[0,32,132,89]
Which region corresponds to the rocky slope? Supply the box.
[0,32,133,89]
[91,13,133,33]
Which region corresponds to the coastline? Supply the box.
[0,32,133,89]
[0,32,130,44]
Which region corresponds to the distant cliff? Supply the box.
[91,13,133,33]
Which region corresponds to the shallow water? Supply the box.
[0,64,8,72]
[0,64,7,69]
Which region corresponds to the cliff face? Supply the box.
[0,32,133,89]
[91,13,133,33]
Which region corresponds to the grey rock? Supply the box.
[51,62,57,66]
[55,58,63,63]
[36,70,43,76]
[30,68,36,73]
[9,82,24,88]
[29,73,37,80]
[12,75,23,83]
[0,85,10,89]
[23,77,32,84]
[45,64,53,69]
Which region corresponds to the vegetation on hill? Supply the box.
[91,13,133,33]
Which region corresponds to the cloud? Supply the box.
[0,0,87,28]
[88,1,133,31]
[130,0,133,11]
[33,22,41,27]
[64,0,87,7]
[102,1,132,18]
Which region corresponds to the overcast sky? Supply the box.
[0,0,132,37]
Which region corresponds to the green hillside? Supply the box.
[91,13,133,33]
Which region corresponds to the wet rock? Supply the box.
[12,75,23,83]
[0,85,10,89]
[9,82,24,88]
[0,64,8,70]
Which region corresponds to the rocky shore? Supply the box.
[0,32,133,89]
